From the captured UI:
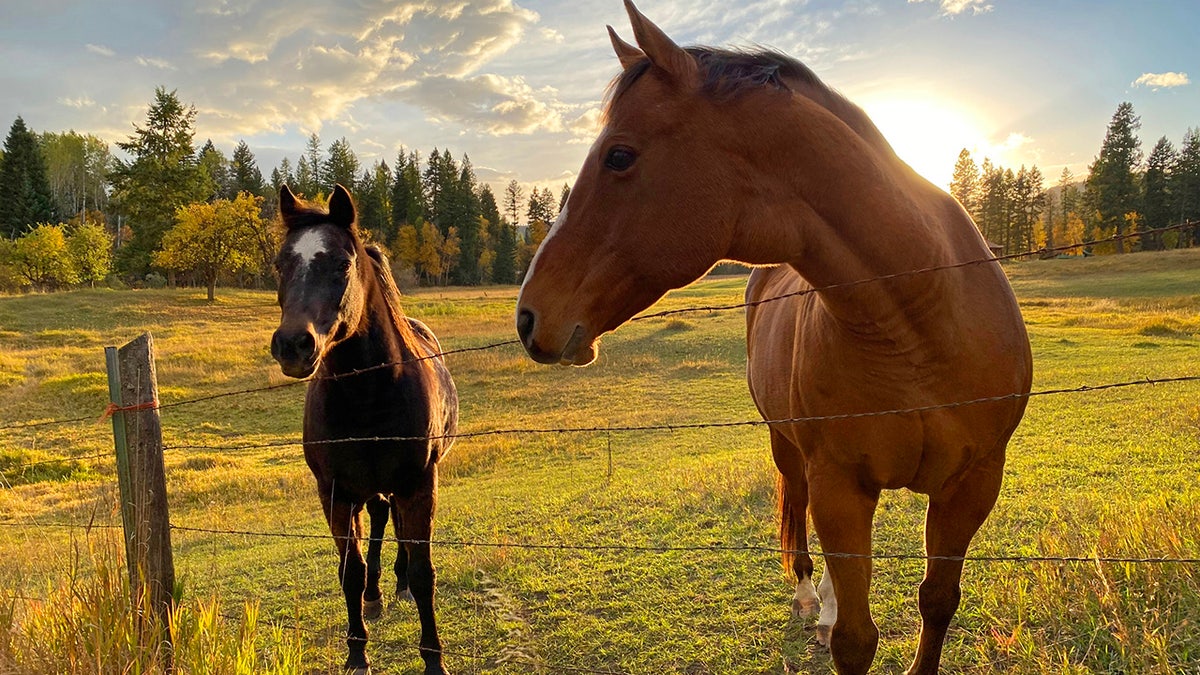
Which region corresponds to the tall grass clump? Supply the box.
[0,533,305,674]
[973,492,1200,673]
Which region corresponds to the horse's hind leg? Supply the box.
[771,429,819,619]
[906,457,1004,675]
[398,469,448,675]
[389,497,413,602]
[363,496,390,620]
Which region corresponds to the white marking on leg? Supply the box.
[291,228,329,272]
[792,575,820,618]
[816,570,838,647]
[519,203,568,292]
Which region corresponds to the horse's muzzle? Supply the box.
[515,308,595,366]
[271,327,318,378]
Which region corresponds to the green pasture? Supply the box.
[1,250,1199,674]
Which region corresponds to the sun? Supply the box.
[858,96,991,190]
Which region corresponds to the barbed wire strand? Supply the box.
[0,452,111,473]
[164,524,1200,566]
[0,220,1193,432]
[3,520,1195,565]
[161,220,1200,410]
[162,374,1200,453]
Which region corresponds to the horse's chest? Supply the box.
[302,382,437,499]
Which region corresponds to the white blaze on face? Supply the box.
[520,203,568,294]
[291,229,329,273]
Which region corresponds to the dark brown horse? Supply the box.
[515,2,1032,673]
[271,184,458,675]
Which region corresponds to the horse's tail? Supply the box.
[778,471,800,582]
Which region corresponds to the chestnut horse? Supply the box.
[515,2,1032,673]
[271,185,458,675]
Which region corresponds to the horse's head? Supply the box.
[516,0,789,366]
[271,184,368,378]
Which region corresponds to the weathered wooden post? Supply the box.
[105,332,175,657]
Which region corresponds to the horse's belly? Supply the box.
[744,267,1020,494]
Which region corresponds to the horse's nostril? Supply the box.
[516,309,535,346]
[295,332,315,352]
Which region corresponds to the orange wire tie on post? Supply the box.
[100,400,160,421]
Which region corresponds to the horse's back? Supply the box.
[405,317,459,458]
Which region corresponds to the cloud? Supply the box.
[135,56,176,70]
[86,43,114,57]
[168,0,562,141]
[1133,72,1190,90]
[908,0,994,16]
[402,74,566,135]
[58,96,96,109]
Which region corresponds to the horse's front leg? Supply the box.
[323,492,372,674]
[390,497,413,602]
[363,496,390,620]
[398,468,448,675]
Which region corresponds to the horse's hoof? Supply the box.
[791,578,820,619]
[791,594,820,619]
[396,588,414,604]
[363,597,383,620]
[815,623,832,648]
[345,667,371,675]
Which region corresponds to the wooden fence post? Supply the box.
[105,332,175,648]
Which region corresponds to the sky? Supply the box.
[0,0,1196,196]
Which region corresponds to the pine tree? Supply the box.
[1142,137,1175,251]
[391,150,425,233]
[230,140,265,197]
[1173,128,1200,246]
[1086,102,1142,253]
[479,184,513,284]
[356,160,392,243]
[558,184,571,215]
[451,155,483,284]
[198,139,231,201]
[294,133,322,198]
[108,87,207,276]
[503,179,523,226]
[323,137,360,192]
[949,148,980,220]
[0,116,56,237]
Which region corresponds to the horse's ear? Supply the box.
[608,25,644,70]
[328,184,356,229]
[623,0,697,84]
[279,184,297,220]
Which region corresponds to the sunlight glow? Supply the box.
[860,95,1004,190]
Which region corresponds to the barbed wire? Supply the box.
[162,374,1200,453]
[166,524,1200,565]
[631,219,1199,321]
[0,221,1193,432]
[0,452,111,474]
[119,219,1200,415]
[5,519,1194,565]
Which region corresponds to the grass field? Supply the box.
[1,249,1199,674]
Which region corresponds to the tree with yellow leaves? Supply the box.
[154,192,263,301]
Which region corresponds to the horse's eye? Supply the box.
[337,258,352,274]
[604,146,637,172]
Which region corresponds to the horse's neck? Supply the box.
[732,97,985,328]
[326,276,418,377]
